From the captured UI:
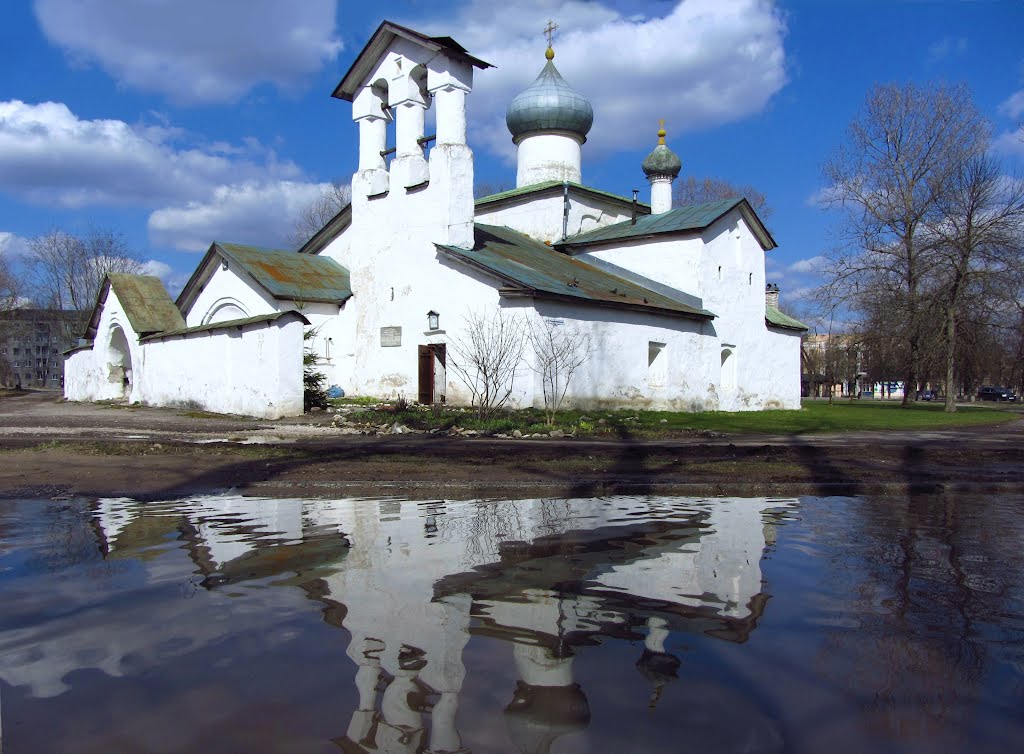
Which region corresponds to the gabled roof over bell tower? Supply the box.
[332,21,492,102]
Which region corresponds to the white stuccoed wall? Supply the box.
[574,208,802,410]
[64,287,142,403]
[136,315,305,418]
[183,262,279,327]
[325,33,492,403]
[182,261,351,390]
[696,207,798,410]
[514,132,584,186]
[476,190,636,243]
[65,297,306,418]
[524,299,720,412]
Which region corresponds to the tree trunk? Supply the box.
[944,305,957,413]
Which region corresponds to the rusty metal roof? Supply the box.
[217,243,351,302]
[436,224,713,320]
[765,305,808,332]
[84,274,185,340]
[560,197,777,250]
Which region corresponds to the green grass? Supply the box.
[329,395,381,406]
[344,398,1016,438]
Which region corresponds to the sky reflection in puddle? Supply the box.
[1,493,1022,753]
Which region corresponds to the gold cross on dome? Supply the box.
[544,19,558,48]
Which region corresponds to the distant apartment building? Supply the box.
[0,309,76,389]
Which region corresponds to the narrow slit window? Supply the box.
[648,341,667,387]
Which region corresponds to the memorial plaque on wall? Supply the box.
[380,326,402,347]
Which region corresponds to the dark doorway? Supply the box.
[418,344,446,404]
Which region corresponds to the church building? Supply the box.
[64,20,806,419]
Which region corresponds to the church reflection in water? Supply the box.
[90,494,797,753]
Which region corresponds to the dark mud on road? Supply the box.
[2,391,1023,500]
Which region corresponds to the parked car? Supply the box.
[977,386,1017,402]
[917,389,937,401]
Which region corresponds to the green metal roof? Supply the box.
[84,274,185,340]
[560,197,777,250]
[216,243,352,303]
[140,311,310,342]
[436,224,714,320]
[765,305,808,332]
[475,180,651,213]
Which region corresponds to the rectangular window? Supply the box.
[648,341,667,387]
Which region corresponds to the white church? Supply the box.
[65,21,806,419]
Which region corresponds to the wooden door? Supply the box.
[418,345,433,404]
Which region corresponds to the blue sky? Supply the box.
[1,0,1022,318]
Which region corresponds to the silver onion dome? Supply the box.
[642,125,681,178]
[506,50,594,141]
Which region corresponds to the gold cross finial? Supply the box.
[657,119,667,145]
[544,19,559,47]
[544,20,558,58]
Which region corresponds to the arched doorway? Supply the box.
[108,325,133,398]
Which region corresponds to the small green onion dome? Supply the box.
[642,125,681,178]
[506,48,594,141]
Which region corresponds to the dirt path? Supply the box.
[2,391,1023,500]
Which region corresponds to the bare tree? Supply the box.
[929,156,1024,411]
[289,182,351,249]
[0,252,23,386]
[820,82,988,404]
[27,228,143,337]
[474,180,514,199]
[447,307,527,419]
[528,317,592,425]
[0,251,20,314]
[673,176,772,219]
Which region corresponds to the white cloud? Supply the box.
[993,126,1024,160]
[805,185,839,208]
[33,0,342,105]
[789,255,826,274]
[410,0,788,160]
[0,232,31,259]
[148,180,333,252]
[0,100,303,208]
[999,90,1024,120]
[140,259,192,297]
[926,36,968,64]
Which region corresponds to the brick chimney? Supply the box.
[765,283,780,309]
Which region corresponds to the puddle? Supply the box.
[1,492,1022,753]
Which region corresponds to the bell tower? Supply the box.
[333,22,492,248]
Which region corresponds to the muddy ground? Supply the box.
[2,391,1022,500]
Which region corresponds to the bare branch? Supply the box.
[528,318,592,425]
[447,307,527,419]
[289,182,352,250]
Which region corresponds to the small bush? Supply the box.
[303,331,330,412]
